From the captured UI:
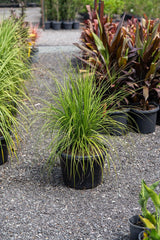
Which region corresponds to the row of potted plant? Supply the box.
[44,0,80,30]
[74,2,160,135]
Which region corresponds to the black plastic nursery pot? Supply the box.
[156,104,160,125]
[99,109,129,136]
[62,21,73,30]
[129,104,159,134]
[0,136,8,165]
[108,109,129,136]
[129,215,146,240]
[51,21,62,30]
[72,21,80,29]
[45,21,51,29]
[138,231,144,240]
[60,151,105,189]
[29,47,39,64]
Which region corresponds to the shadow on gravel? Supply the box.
[114,234,130,240]
[28,163,65,187]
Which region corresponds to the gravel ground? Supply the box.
[0,50,160,240]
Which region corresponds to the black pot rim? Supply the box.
[129,215,146,230]
[63,21,73,24]
[52,21,62,23]
[61,150,106,161]
[130,103,159,114]
[109,108,130,115]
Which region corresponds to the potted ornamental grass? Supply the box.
[39,68,126,189]
[0,17,32,164]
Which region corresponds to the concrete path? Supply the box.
[0,7,82,50]
[0,7,41,24]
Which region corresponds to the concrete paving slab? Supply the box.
[0,7,41,24]
[37,29,81,46]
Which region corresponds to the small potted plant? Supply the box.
[39,69,125,189]
[129,179,160,240]
[51,0,62,30]
[60,0,73,29]
[44,0,53,29]
[138,182,160,240]
[28,23,39,63]
[71,0,80,29]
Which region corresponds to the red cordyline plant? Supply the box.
[74,3,137,108]
[126,15,160,109]
[75,1,160,109]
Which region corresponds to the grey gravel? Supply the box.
[1,33,160,239]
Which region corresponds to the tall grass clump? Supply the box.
[39,67,128,177]
[0,17,32,158]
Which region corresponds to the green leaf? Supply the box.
[92,31,109,65]
[144,183,160,208]
[139,216,155,229]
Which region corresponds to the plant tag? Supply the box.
[143,86,149,101]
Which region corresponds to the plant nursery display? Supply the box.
[39,69,126,189]
[129,180,160,240]
[44,0,80,30]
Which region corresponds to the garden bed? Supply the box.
[0,51,160,240]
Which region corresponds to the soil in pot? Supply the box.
[129,215,146,240]
[51,21,62,30]
[60,151,105,189]
[62,21,73,30]
[0,136,8,165]
[129,103,159,134]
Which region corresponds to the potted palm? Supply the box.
[40,69,125,189]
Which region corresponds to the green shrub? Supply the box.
[124,0,160,18]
